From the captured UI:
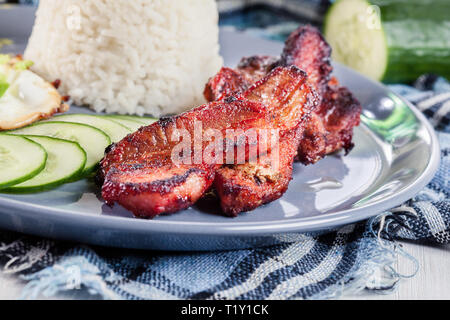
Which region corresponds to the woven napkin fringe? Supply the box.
[19,255,119,300]
[11,219,411,300]
[302,213,419,299]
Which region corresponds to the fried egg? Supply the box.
[0,56,68,131]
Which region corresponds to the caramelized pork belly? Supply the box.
[99,66,315,218]
[203,67,248,102]
[204,25,362,165]
[280,25,332,96]
[202,25,362,215]
[102,163,215,218]
[214,127,303,216]
[212,66,317,216]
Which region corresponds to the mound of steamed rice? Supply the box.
[24,0,223,117]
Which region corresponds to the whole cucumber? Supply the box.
[324,0,450,83]
[372,0,450,21]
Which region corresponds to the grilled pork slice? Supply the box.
[100,66,311,180]
[102,163,215,218]
[204,26,333,101]
[243,66,317,131]
[203,67,248,102]
[204,56,277,103]
[99,99,267,218]
[203,25,361,214]
[237,56,278,83]
[99,66,315,218]
[99,99,267,180]
[280,26,362,163]
[279,25,333,96]
[295,86,362,163]
[316,86,362,154]
[214,127,303,216]
[211,66,317,216]
[204,25,362,165]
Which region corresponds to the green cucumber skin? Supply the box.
[8,121,111,176]
[3,136,87,193]
[371,0,450,82]
[51,114,132,143]
[0,135,47,189]
[370,0,450,21]
[325,0,450,83]
[383,20,450,83]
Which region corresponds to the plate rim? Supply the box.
[0,62,440,236]
[0,21,441,239]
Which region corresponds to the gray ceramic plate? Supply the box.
[0,7,440,251]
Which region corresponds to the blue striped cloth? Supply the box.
[0,0,448,300]
[0,78,446,300]
[0,55,448,302]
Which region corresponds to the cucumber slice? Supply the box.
[4,136,86,192]
[324,0,388,81]
[135,117,158,126]
[0,135,47,189]
[9,122,111,175]
[324,0,450,82]
[107,115,158,130]
[119,115,158,126]
[365,0,450,22]
[106,117,144,132]
[49,114,131,142]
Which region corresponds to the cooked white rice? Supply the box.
[24,0,223,117]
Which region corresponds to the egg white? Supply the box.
[0,63,68,130]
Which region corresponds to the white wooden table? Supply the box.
[0,241,449,300]
[345,242,450,300]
